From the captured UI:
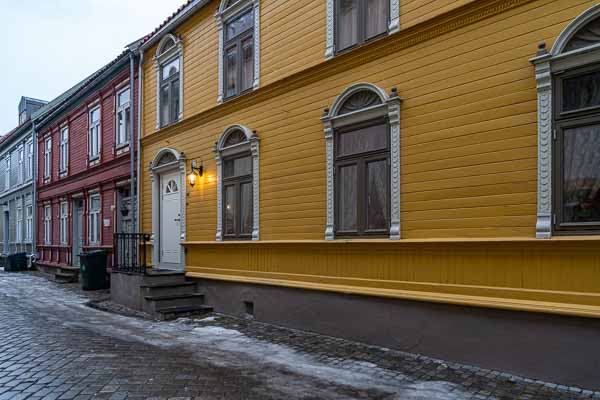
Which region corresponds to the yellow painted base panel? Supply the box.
[186,271,600,319]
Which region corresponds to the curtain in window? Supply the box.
[563,125,600,223]
[365,0,387,39]
[226,47,238,98]
[241,37,254,91]
[338,0,359,50]
[338,164,358,231]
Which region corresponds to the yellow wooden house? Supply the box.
[133,0,600,387]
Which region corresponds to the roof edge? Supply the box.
[139,0,211,52]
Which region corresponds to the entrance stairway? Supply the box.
[140,270,213,320]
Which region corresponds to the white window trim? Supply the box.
[322,82,401,240]
[17,145,24,185]
[60,201,68,245]
[44,205,52,245]
[16,206,23,244]
[88,194,101,245]
[88,106,101,161]
[155,34,184,129]
[530,3,600,239]
[116,86,131,147]
[44,137,52,180]
[26,140,33,181]
[4,155,10,191]
[216,0,261,103]
[25,204,33,243]
[214,125,260,241]
[59,126,69,173]
[325,0,400,59]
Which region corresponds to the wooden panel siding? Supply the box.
[138,0,600,316]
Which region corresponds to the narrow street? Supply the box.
[0,271,597,400]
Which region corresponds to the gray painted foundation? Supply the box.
[196,278,600,391]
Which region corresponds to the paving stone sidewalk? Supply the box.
[0,270,598,400]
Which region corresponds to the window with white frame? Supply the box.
[88,194,101,245]
[44,137,52,179]
[43,205,52,245]
[216,0,260,102]
[60,127,69,172]
[25,205,33,243]
[60,202,68,244]
[214,125,260,241]
[17,146,24,184]
[89,107,101,160]
[532,4,600,238]
[4,156,10,190]
[322,83,402,240]
[26,140,33,180]
[325,0,399,58]
[116,87,131,146]
[155,35,182,128]
[16,206,23,244]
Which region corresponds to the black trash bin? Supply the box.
[6,252,27,272]
[79,250,109,291]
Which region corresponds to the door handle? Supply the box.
[174,218,181,222]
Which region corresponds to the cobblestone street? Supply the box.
[0,271,598,400]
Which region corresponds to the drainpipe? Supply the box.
[129,52,136,232]
[31,122,37,261]
[136,49,144,234]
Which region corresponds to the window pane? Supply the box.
[224,185,236,235]
[90,108,100,123]
[171,78,180,120]
[240,182,253,235]
[224,156,252,178]
[225,46,238,97]
[338,123,387,157]
[117,112,125,143]
[365,0,387,39]
[338,0,359,50]
[338,164,358,231]
[562,125,600,223]
[161,58,180,80]
[160,84,170,124]
[118,88,130,107]
[366,159,388,230]
[562,70,600,112]
[241,37,254,91]
[226,10,254,40]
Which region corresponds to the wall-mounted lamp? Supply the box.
[188,159,204,188]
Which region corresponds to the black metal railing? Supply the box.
[113,233,151,274]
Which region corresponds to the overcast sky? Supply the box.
[0,0,188,135]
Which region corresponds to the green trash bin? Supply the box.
[79,250,110,291]
[6,253,27,272]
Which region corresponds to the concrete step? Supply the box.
[155,305,213,321]
[140,281,197,297]
[145,293,206,312]
[141,270,186,286]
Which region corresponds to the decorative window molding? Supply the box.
[155,34,183,129]
[214,125,260,241]
[150,148,187,268]
[216,0,261,103]
[115,86,131,147]
[530,4,600,239]
[16,206,22,244]
[322,83,401,240]
[88,194,101,245]
[25,204,33,244]
[88,106,101,162]
[43,204,52,245]
[325,0,400,59]
[59,126,69,175]
[60,201,68,245]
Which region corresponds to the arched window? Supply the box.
[214,125,260,241]
[155,34,183,128]
[322,83,401,240]
[532,4,600,238]
[216,0,260,102]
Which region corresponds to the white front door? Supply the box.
[160,171,182,269]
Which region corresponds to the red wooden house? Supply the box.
[35,53,138,281]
